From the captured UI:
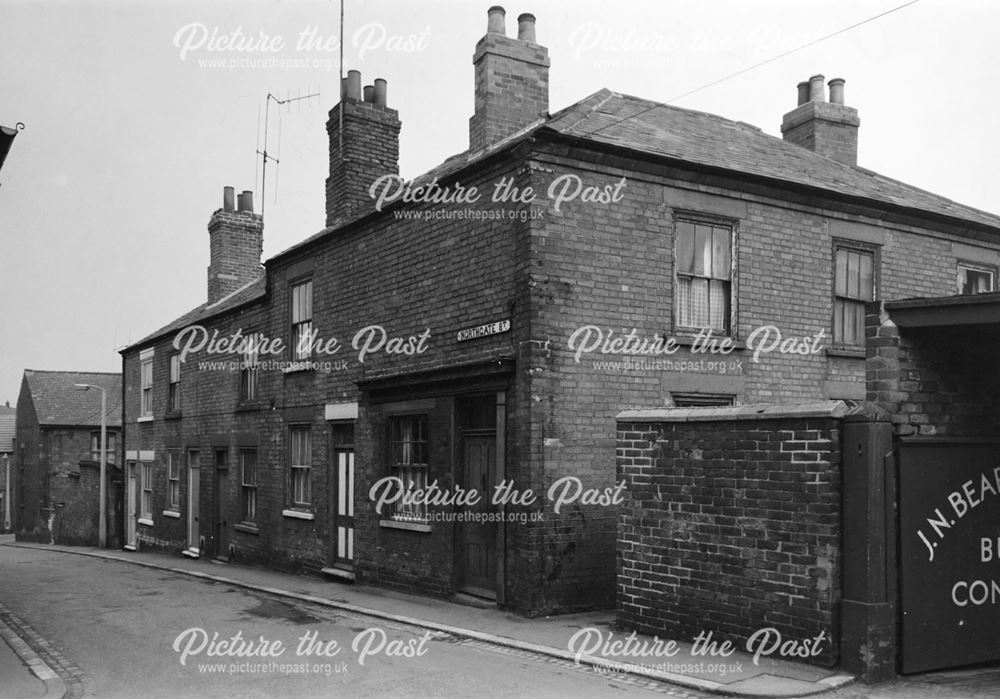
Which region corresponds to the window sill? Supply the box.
[162,509,181,519]
[672,333,746,350]
[164,410,183,421]
[282,509,314,521]
[137,416,154,423]
[234,523,260,535]
[826,347,866,359]
[235,402,263,413]
[138,517,154,527]
[379,519,432,533]
[283,362,316,375]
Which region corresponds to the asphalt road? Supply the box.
[0,546,696,698]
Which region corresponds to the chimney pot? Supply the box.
[828,78,846,105]
[374,78,387,107]
[363,85,375,103]
[487,6,506,35]
[796,81,810,106]
[781,74,859,166]
[223,186,235,212]
[517,13,537,43]
[808,74,826,102]
[237,190,253,213]
[346,70,362,101]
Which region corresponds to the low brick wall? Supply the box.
[616,402,846,667]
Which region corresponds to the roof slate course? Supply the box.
[21,370,122,427]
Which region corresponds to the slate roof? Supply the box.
[272,89,1000,264]
[541,90,1000,230]
[21,370,122,427]
[136,88,1000,346]
[127,275,266,350]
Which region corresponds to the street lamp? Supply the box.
[75,383,107,548]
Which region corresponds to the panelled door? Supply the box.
[125,461,138,549]
[458,435,497,596]
[187,450,200,554]
[329,422,355,568]
[214,450,229,560]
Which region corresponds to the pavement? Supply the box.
[0,538,854,698]
[0,536,65,699]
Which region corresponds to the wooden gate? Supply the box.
[898,437,1000,673]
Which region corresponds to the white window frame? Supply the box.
[240,332,260,402]
[290,279,314,361]
[957,262,996,296]
[833,242,877,347]
[139,348,154,419]
[389,415,429,523]
[674,216,735,335]
[168,354,181,412]
[240,449,258,522]
[90,432,117,464]
[140,461,153,522]
[289,426,312,508]
[167,451,180,510]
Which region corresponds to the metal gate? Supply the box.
[898,437,1000,673]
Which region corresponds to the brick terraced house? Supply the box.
[15,370,121,545]
[120,7,1000,616]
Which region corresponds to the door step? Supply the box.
[452,592,497,609]
[321,567,356,582]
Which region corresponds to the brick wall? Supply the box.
[123,154,530,595]
[325,96,400,228]
[121,126,1000,616]
[616,405,844,667]
[207,207,263,304]
[516,140,1000,613]
[866,303,1000,437]
[469,29,549,151]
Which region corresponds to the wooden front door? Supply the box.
[457,434,497,598]
[214,450,229,560]
[186,450,200,554]
[329,422,355,568]
[125,461,138,550]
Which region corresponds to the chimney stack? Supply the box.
[326,70,401,227]
[207,186,263,304]
[469,6,550,151]
[781,75,860,166]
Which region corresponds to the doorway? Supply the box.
[213,449,229,561]
[329,422,355,569]
[455,394,500,599]
[186,450,200,556]
[125,461,137,550]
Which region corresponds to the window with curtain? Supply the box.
[834,245,876,346]
[675,219,733,333]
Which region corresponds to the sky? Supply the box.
[1,0,997,405]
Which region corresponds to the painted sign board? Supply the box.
[898,439,1000,673]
